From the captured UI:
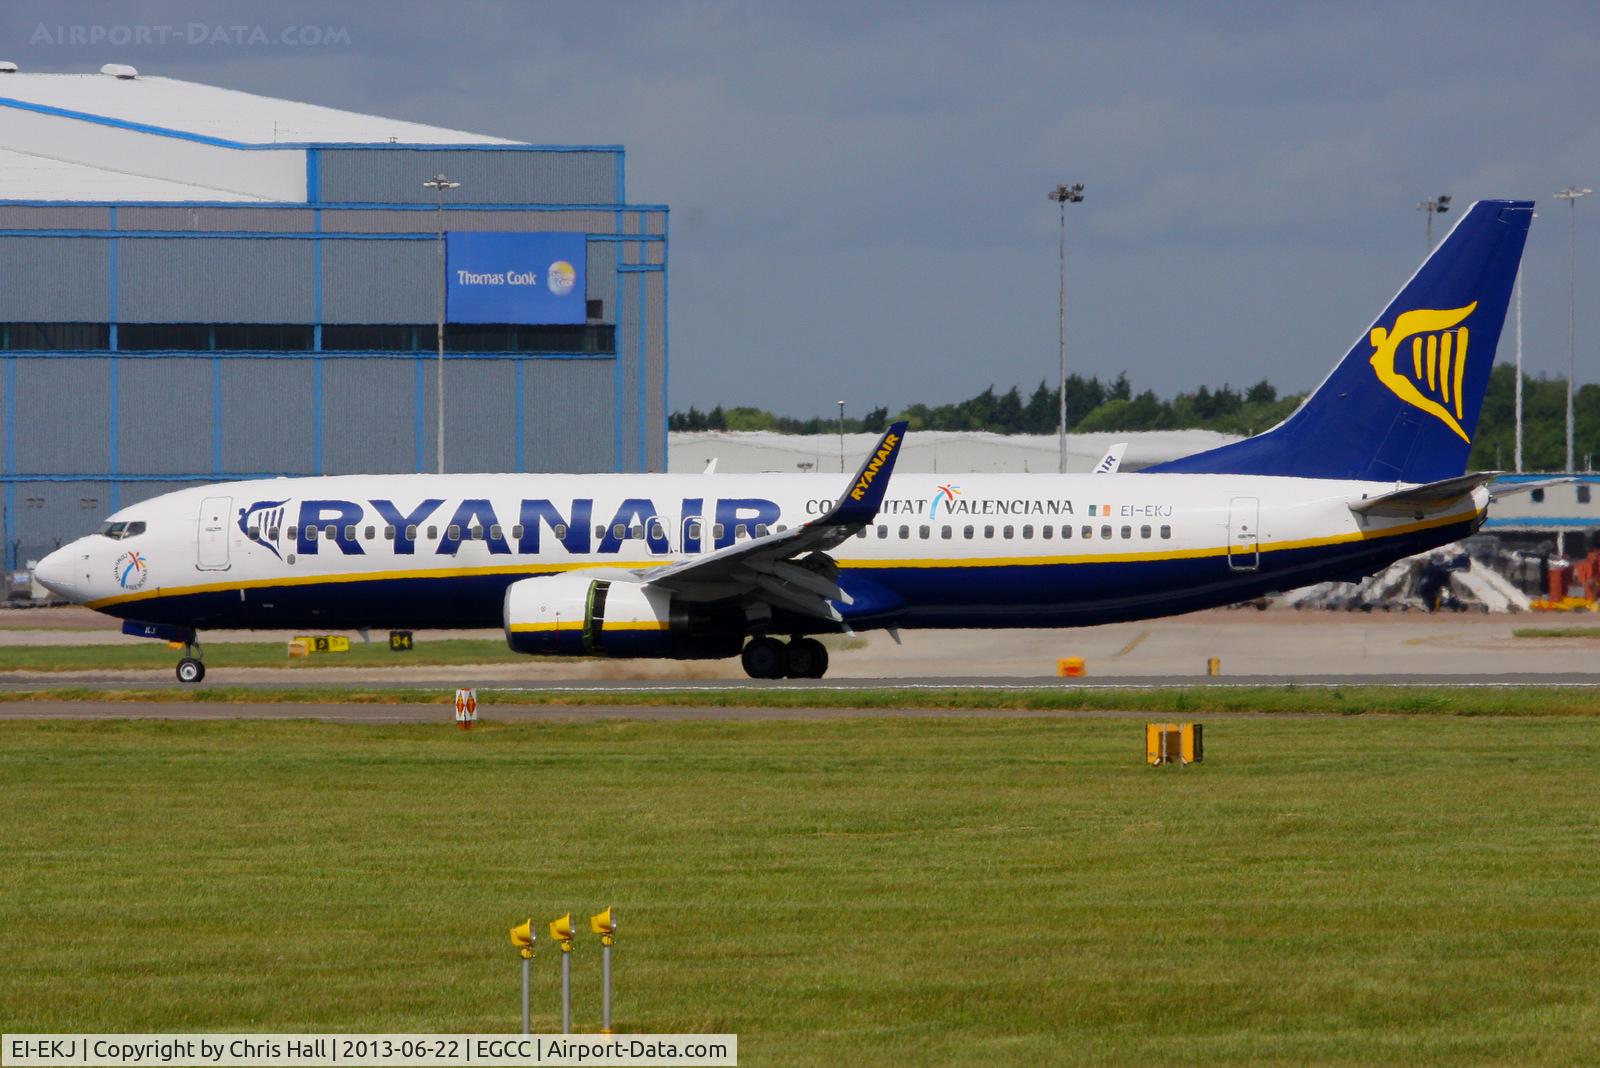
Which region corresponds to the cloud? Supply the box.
[4,0,1598,415]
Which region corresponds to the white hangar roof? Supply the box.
[0,67,519,202]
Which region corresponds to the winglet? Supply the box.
[1092,443,1127,474]
[823,421,909,527]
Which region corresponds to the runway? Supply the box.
[2,606,1599,707]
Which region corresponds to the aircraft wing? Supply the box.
[1348,471,1501,518]
[637,422,909,622]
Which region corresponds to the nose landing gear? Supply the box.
[740,635,830,679]
[176,638,206,683]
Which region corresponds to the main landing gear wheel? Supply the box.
[740,636,788,680]
[785,637,829,679]
[176,657,205,684]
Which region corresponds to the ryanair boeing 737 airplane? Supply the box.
[35,200,1534,682]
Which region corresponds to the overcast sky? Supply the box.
[7,1,1600,418]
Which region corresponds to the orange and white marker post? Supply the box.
[454,688,478,730]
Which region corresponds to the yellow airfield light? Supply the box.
[509,918,534,959]
[549,913,575,951]
[590,907,616,944]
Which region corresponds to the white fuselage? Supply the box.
[36,470,1485,636]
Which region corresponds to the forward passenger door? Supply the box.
[196,496,232,571]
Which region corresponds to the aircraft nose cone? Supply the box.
[33,545,81,600]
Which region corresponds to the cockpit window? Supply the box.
[100,520,146,540]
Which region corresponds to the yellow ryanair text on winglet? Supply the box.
[849,433,900,501]
[1368,301,1478,442]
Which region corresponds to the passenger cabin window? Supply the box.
[984,525,995,538]
[404,524,417,541]
[1003,525,1014,539]
[686,520,702,540]
[490,524,504,541]
[364,526,375,540]
[551,524,565,539]
[713,523,726,539]
[964,525,974,539]
[268,527,279,541]
[1121,525,1132,539]
[1060,525,1070,539]
[1531,488,1545,504]
[384,525,395,540]
[1101,525,1112,539]
[877,525,888,538]
[1160,525,1172,539]
[1141,525,1152,539]
[899,525,910,539]
[1022,525,1033,539]
[941,525,952,539]
[595,525,606,539]
[287,525,299,540]
[1081,525,1092,539]
[447,525,461,541]
[755,523,769,537]
[426,526,437,540]
[1580,485,1592,504]
[613,524,626,539]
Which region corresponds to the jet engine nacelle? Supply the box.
[503,573,743,660]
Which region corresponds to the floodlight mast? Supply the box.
[1416,194,1451,250]
[424,173,462,474]
[1556,187,1591,473]
[1048,182,1085,474]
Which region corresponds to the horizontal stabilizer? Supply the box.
[1488,476,1576,501]
[1349,472,1499,517]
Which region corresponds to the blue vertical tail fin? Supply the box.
[1148,199,1534,483]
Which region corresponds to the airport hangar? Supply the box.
[0,65,668,573]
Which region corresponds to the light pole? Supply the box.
[1556,187,1591,472]
[1416,194,1451,250]
[424,173,461,474]
[1048,182,1085,474]
[837,400,845,473]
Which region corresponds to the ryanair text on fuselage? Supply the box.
[242,493,1111,560]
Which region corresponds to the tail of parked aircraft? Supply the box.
[1149,199,1534,483]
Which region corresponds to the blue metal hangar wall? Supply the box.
[0,67,668,569]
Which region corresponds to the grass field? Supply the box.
[3,715,1600,1065]
[4,683,1600,718]
[1515,626,1600,639]
[0,638,534,671]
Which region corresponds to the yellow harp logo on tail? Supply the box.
[1368,302,1478,443]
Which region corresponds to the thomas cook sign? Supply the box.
[445,232,588,324]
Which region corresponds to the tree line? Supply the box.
[672,365,1600,473]
[670,375,1299,438]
